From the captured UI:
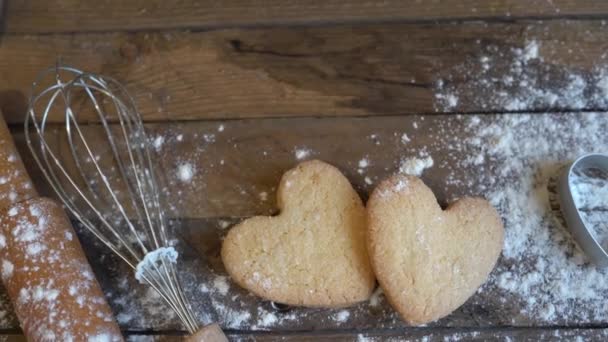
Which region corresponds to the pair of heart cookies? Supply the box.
[221,160,503,324]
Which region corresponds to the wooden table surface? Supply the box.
[2,1,608,341]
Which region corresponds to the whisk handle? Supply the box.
[185,323,228,342]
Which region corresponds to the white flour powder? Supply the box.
[294,147,312,160]
[569,168,608,250]
[456,114,608,324]
[10,35,604,336]
[433,36,608,323]
[399,156,434,176]
[177,163,195,182]
[435,39,608,113]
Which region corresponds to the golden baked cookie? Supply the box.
[221,160,375,307]
[367,174,503,324]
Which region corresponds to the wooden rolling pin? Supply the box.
[0,112,123,341]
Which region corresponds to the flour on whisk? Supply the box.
[134,247,179,284]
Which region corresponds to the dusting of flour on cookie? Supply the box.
[399,156,434,176]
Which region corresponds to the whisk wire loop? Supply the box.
[25,66,200,334]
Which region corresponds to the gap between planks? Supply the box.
[5,0,608,34]
[6,108,608,129]
[3,326,608,340]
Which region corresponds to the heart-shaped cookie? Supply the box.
[367,175,503,324]
[221,160,375,307]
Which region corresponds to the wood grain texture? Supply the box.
[3,2,608,339]
[3,20,608,124]
[1,328,608,341]
[14,115,482,218]
[1,112,607,337]
[138,328,608,341]
[227,328,608,341]
[5,0,608,33]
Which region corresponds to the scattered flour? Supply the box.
[357,334,375,342]
[256,310,278,327]
[294,147,312,160]
[333,310,350,323]
[152,136,164,151]
[218,220,232,229]
[26,243,44,256]
[88,333,115,342]
[15,40,607,336]
[435,39,608,113]
[458,113,608,323]
[251,307,300,330]
[213,276,230,296]
[176,163,195,182]
[7,208,17,217]
[203,134,216,143]
[429,35,608,324]
[259,191,268,201]
[1,260,13,280]
[569,167,608,250]
[399,156,434,176]
[222,307,252,329]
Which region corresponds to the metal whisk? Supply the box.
[24,67,200,333]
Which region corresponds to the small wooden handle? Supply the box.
[185,323,228,342]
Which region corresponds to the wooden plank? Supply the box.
[14,114,482,218]
[11,113,605,218]
[3,112,607,333]
[120,328,608,341]
[2,20,608,124]
[3,328,608,341]
[221,328,608,341]
[5,0,608,34]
